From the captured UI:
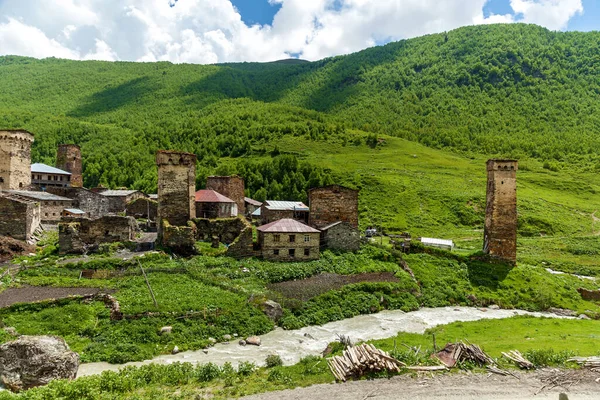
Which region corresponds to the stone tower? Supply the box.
[484,159,518,264]
[206,176,245,215]
[56,144,83,188]
[0,130,34,191]
[156,151,197,238]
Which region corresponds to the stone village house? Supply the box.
[195,189,238,219]
[257,218,320,261]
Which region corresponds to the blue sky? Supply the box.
[0,0,596,63]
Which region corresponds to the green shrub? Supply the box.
[265,354,283,368]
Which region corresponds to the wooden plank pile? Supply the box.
[567,356,600,368]
[502,350,535,369]
[327,343,406,381]
[434,341,494,368]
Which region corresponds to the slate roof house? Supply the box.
[31,163,72,189]
[257,218,320,261]
[260,200,309,225]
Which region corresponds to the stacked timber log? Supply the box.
[434,341,494,368]
[502,350,535,369]
[567,356,600,368]
[327,344,405,381]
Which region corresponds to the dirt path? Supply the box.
[244,369,600,400]
[0,286,107,308]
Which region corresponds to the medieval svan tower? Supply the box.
[56,144,83,188]
[483,159,518,264]
[0,129,34,191]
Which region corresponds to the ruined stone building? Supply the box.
[59,216,139,254]
[319,221,360,252]
[484,159,518,264]
[99,190,147,213]
[257,218,320,261]
[7,190,73,223]
[206,176,245,215]
[244,197,262,217]
[31,163,72,189]
[126,197,157,220]
[308,185,359,229]
[156,151,196,251]
[45,187,110,219]
[0,194,41,241]
[56,144,83,188]
[195,189,238,219]
[260,200,309,225]
[0,130,34,191]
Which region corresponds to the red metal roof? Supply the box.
[195,189,235,203]
[257,218,320,233]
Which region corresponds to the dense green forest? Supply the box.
[1,23,600,235]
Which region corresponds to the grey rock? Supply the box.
[303,333,316,340]
[233,333,238,337]
[548,308,577,317]
[246,336,261,346]
[223,334,232,341]
[261,300,283,322]
[3,327,19,337]
[0,336,79,392]
[171,346,179,355]
[208,337,217,344]
[202,349,209,354]
[239,340,247,346]
[159,326,173,335]
[578,314,591,320]
[488,305,500,310]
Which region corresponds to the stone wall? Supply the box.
[126,198,158,220]
[0,130,34,191]
[160,220,196,256]
[308,185,359,229]
[58,216,139,254]
[322,222,360,252]
[196,202,236,219]
[45,187,110,219]
[227,226,257,258]
[206,176,245,215]
[192,216,248,244]
[260,208,309,225]
[483,159,518,264]
[56,144,83,188]
[259,231,320,261]
[106,192,146,213]
[39,199,73,222]
[156,151,196,242]
[0,195,40,241]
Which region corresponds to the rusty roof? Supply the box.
[257,218,320,233]
[244,197,262,207]
[195,189,235,203]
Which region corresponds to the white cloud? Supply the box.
[0,0,585,64]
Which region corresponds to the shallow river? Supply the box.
[77,306,567,377]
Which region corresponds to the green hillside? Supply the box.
[1,23,600,268]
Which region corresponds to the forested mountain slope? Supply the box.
[1,23,600,241]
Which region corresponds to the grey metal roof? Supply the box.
[257,218,320,233]
[100,190,141,197]
[8,190,72,201]
[244,197,262,207]
[31,163,71,175]
[420,237,454,247]
[320,221,343,231]
[63,208,86,214]
[252,208,261,216]
[264,200,309,211]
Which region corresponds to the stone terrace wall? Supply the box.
[58,216,139,254]
[322,222,360,252]
[308,185,359,229]
[192,216,248,244]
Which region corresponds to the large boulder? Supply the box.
[261,300,283,322]
[0,336,79,392]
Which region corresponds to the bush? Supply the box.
[265,354,283,368]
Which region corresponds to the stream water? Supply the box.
[77,306,568,377]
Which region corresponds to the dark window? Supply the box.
[273,249,279,255]
[304,248,310,256]
[19,182,23,188]
[273,234,280,242]
[289,249,295,257]
[304,235,310,242]
[289,235,296,243]
[0,177,3,183]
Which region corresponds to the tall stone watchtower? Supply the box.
[56,144,83,187]
[206,176,245,215]
[484,159,518,264]
[156,151,197,239]
[0,130,34,191]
